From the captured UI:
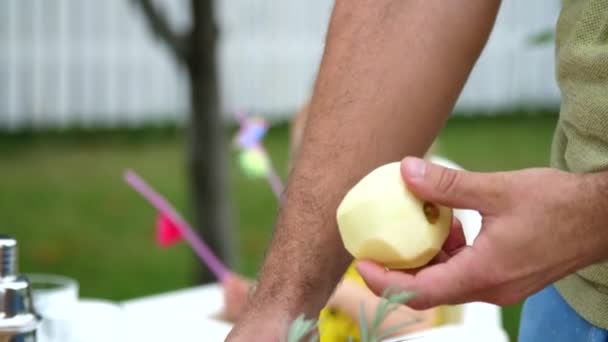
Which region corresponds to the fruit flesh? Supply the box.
[337,162,452,269]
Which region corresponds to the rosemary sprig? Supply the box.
[286,287,417,342]
[286,314,320,342]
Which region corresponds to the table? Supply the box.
[114,156,509,341]
[120,284,232,341]
[117,282,508,342]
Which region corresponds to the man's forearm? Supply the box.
[252,0,501,317]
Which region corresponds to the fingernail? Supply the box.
[403,157,426,180]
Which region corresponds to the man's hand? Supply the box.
[227,0,500,339]
[357,157,608,309]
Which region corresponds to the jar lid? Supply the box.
[0,235,17,279]
[0,235,39,334]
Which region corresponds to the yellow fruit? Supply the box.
[337,162,452,269]
[318,307,360,342]
[318,264,363,342]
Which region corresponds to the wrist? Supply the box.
[576,171,608,261]
[246,209,352,318]
[246,277,325,318]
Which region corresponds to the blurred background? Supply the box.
[1,0,562,340]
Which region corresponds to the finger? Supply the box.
[401,157,507,213]
[394,250,451,276]
[432,249,451,264]
[357,247,479,309]
[442,216,466,256]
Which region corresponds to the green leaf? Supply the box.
[286,314,319,342]
[359,302,369,341]
[377,318,420,341]
[370,300,389,334]
[387,292,416,304]
[362,287,417,341]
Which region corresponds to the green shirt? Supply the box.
[551,0,608,329]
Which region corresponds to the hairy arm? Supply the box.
[228,0,501,337]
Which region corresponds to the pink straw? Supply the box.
[124,170,229,281]
[266,162,284,199]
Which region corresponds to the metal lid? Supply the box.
[0,236,39,334]
[0,235,17,279]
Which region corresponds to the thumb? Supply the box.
[401,157,506,213]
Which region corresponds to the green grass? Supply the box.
[0,112,559,341]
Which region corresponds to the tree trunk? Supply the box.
[186,0,236,284]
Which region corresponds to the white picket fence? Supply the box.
[0,0,562,131]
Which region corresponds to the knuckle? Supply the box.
[435,168,459,194]
[493,292,523,306]
[476,261,509,290]
[409,295,434,310]
[492,173,512,203]
[481,269,506,289]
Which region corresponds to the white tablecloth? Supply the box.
[113,284,508,342]
[108,156,508,342]
[119,284,232,341]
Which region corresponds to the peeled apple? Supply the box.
[336,162,452,269]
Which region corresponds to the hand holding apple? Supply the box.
[355,157,608,310]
